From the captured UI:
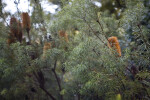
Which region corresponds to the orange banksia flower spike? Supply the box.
[65,34,69,43]
[21,12,31,43]
[59,30,66,37]
[10,17,18,37]
[59,30,69,42]
[43,42,51,51]
[43,42,51,58]
[9,17,18,45]
[21,12,31,31]
[108,36,121,57]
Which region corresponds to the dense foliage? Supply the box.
[0,0,150,100]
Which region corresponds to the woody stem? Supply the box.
[26,28,31,44]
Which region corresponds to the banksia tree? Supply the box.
[108,36,121,57]
[59,30,69,42]
[1,0,150,100]
[21,12,31,43]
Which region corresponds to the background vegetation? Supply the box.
[0,0,150,100]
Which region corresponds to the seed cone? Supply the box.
[21,12,30,30]
[108,36,121,57]
[59,30,69,42]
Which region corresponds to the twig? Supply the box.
[96,19,104,35]
[83,18,108,48]
[77,93,80,100]
[92,48,101,56]
[0,2,10,27]
[0,0,2,14]
[0,14,10,27]
[14,0,21,17]
[137,25,150,49]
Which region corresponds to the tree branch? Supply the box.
[116,0,122,8]
[83,18,108,48]
[40,87,56,100]
[33,71,56,100]
[52,59,63,100]
[26,28,31,44]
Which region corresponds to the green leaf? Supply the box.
[1,89,8,95]
[60,89,66,95]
